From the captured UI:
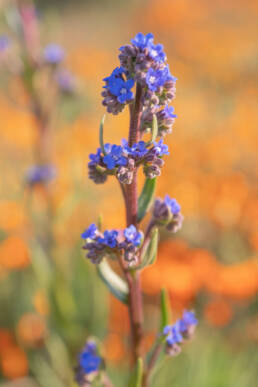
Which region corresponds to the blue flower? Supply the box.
[103,67,134,104]
[131,32,154,50]
[0,35,10,52]
[148,43,166,63]
[81,224,98,240]
[153,139,169,156]
[26,165,56,185]
[103,144,128,170]
[103,66,125,83]
[179,310,198,333]
[88,148,102,166]
[79,341,101,375]
[146,68,166,92]
[43,44,65,64]
[164,195,181,215]
[164,321,183,346]
[98,230,118,248]
[164,105,177,119]
[109,77,134,103]
[126,141,149,158]
[124,225,142,247]
[56,69,76,93]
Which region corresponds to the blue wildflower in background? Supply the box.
[26,165,56,186]
[163,310,198,356]
[0,35,10,52]
[43,43,65,64]
[75,341,102,385]
[56,69,76,94]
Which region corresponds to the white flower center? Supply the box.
[150,49,157,57]
[120,88,127,94]
[149,76,156,84]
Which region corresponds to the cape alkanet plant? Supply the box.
[77,33,198,387]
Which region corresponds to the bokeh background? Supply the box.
[0,0,258,386]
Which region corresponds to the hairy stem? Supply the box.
[125,83,145,364]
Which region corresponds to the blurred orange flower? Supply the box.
[204,299,233,327]
[16,313,47,348]
[0,235,30,269]
[0,346,28,380]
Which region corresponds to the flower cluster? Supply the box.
[153,195,184,233]
[81,224,143,264]
[163,311,198,356]
[102,67,134,114]
[25,165,57,186]
[75,340,102,386]
[142,104,177,137]
[102,33,177,135]
[88,139,169,185]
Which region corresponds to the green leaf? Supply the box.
[97,213,103,231]
[128,358,143,387]
[151,114,158,143]
[97,259,128,304]
[137,178,156,223]
[137,228,159,270]
[160,288,171,330]
[99,115,106,155]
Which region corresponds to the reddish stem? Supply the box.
[124,83,145,364]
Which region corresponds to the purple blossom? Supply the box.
[164,105,177,119]
[98,230,118,248]
[26,165,56,185]
[153,139,169,156]
[164,195,181,214]
[43,44,65,64]
[81,224,98,240]
[131,32,154,50]
[0,35,10,52]
[124,225,142,247]
[148,43,166,63]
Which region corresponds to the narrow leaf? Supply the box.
[97,259,128,304]
[137,178,156,223]
[97,213,103,231]
[128,358,143,387]
[137,228,159,270]
[99,114,106,154]
[151,114,158,143]
[160,288,171,330]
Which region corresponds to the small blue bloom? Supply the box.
[103,66,125,82]
[164,195,181,215]
[79,341,101,375]
[103,144,128,170]
[146,68,165,92]
[179,310,198,333]
[26,165,56,185]
[148,43,166,63]
[56,69,76,92]
[164,105,177,119]
[124,225,142,247]
[81,224,98,240]
[88,148,102,166]
[0,35,10,52]
[164,321,183,346]
[131,32,154,50]
[127,141,148,158]
[98,230,118,248]
[43,44,65,64]
[153,139,169,156]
